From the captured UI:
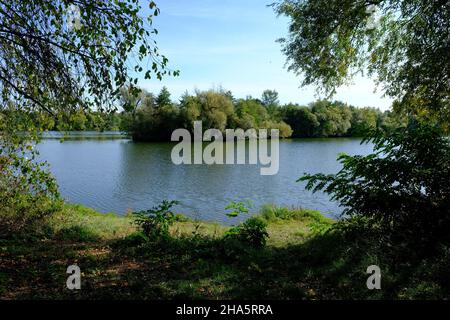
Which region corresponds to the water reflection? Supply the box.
[37,136,373,224]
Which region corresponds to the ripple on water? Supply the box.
[37,137,373,224]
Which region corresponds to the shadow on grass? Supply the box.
[54,226,102,242]
[1,225,449,299]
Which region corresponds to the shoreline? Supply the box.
[49,202,334,237]
[37,130,369,141]
[1,201,447,300]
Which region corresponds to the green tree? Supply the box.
[156,86,172,109]
[120,86,155,119]
[376,110,407,134]
[0,1,173,116]
[350,107,379,136]
[119,86,156,133]
[197,90,235,132]
[127,94,180,141]
[261,89,280,117]
[310,101,352,137]
[0,0,173,236]
[281,104,319,137]
[260,120,293,138]
[70,109,88,131]
[179,92,201,130]
[274,0,449,121]
[300,122,450,251]
[235,98,269,127]
[261,90,280,107]
[86,112,107,132]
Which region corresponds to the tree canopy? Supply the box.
[0,1,175,236]
[116,86,404,141]
[0,0,175,116]
[274,0,449,121]
[261,89,280,107]
[300,122,450,251]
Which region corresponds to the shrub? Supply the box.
[116,232,149,248]
[222,200,268,248]
[236,217,269,248]
[224,200,251,217]
[0,130,59,239]
[300,121,450,253]
[224,217,269,248]
[55,225,100,242]
[133,200,179,240]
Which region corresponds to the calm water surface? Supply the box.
[37,133,373,224]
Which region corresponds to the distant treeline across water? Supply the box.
[7,87,407,141]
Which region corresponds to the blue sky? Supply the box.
[140,0,392,110]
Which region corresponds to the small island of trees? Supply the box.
[11,86,408,141]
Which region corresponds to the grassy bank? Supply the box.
[0,204,448,299]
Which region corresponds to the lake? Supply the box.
[37,133,374,224]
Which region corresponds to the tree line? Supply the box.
[122,87,406,141]
[120,87,406,141]
[2,87,406,140]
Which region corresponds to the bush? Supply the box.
[237,217,269,248]
[54,225,100,242]
[0,189,59,239]
[222,200,269,248]
[225,217,269,248]
[300,121,450,253]
[116,232,149,248]
[0,130,59,239]
[133,200,179,240]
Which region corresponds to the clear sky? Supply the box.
[140,0,392,110]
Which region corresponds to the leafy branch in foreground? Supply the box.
[0,1,176,238]
[299,121,450,249]
[274,0,449,122]
[0,135,60,238]
[0,0,175,115]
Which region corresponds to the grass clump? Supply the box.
[260,204,331,223]
[259,204,333,240]
[46,204,135,241]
